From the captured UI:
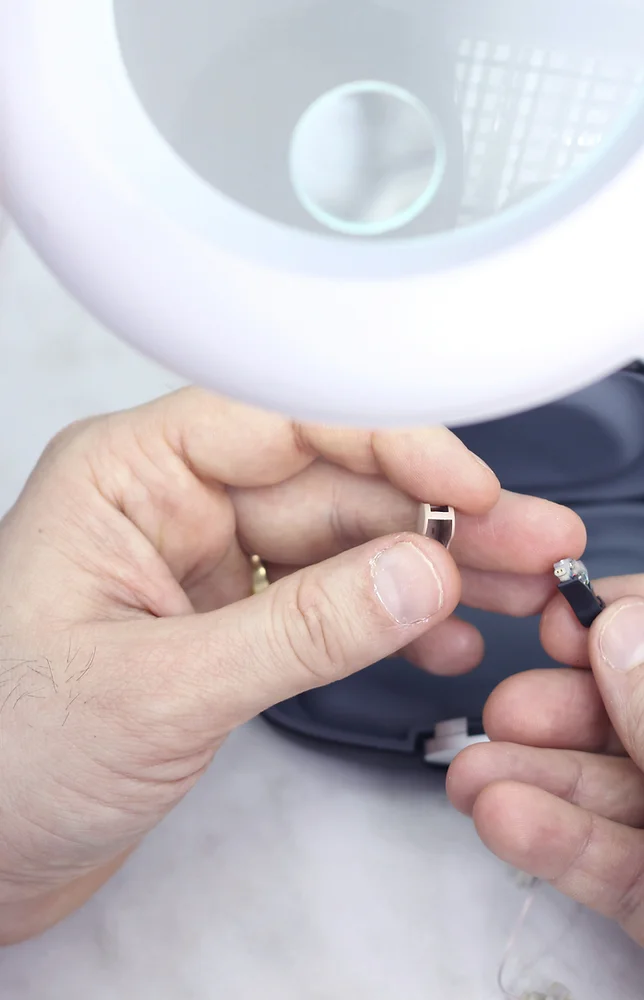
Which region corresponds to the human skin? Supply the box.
[0,388,585,943]
[449,576,644,949]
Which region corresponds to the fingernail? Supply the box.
[371,542,444,625]
[599,601,644,673]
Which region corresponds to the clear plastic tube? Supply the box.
[497,874,574,1000]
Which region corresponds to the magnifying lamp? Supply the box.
[1,0,643,428]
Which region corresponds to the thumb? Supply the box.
[113,534,460,733]
[591,598,644,769]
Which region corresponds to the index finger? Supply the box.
[148,389,501,515]
[452,491,586,573]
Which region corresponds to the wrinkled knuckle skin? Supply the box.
[563,752,585,807]
[280,576,348,686]
[629,703,644,764]
[614,857,644,931]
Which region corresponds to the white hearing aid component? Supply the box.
[423,718,488,766]
[417,503,456,550]
[1,2,643,427]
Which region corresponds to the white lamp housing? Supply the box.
[1,0,643,427]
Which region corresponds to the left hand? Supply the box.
[0,387,586,942]
[448,575,644,947]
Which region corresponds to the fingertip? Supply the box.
[483,670,571,746]
[455,493,586,576]
[449,742,541,817]
[372,428,500,518]
[472,780,542,865]
[542,500,587,562]
[519,495,587,569]
[461,451,502,516]
[563,505,588,558]
[370,533,461,628]
[559,579,644,673]
[408,533,463,613]
[447,742,494,815]
[483,668,613,753]
[591,599,644,749]
[482,674,521,741]
[405,617,484,677]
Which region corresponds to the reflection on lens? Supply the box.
[289,81,447,236]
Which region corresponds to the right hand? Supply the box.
[449,573,644,947]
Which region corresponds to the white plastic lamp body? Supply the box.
[1,0,643,427]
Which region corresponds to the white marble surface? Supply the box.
[1,228,644,999]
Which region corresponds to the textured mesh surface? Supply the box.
[455,38,644,223]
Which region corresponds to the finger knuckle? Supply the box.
[563,752,585,806]
[280,576,348,685]
[555,811,596,890]
[42,419,96,462]
[627,700,644,759]
[24,421,100,505]
[614,855,644,927]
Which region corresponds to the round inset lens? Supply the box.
[289,81,447,236]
